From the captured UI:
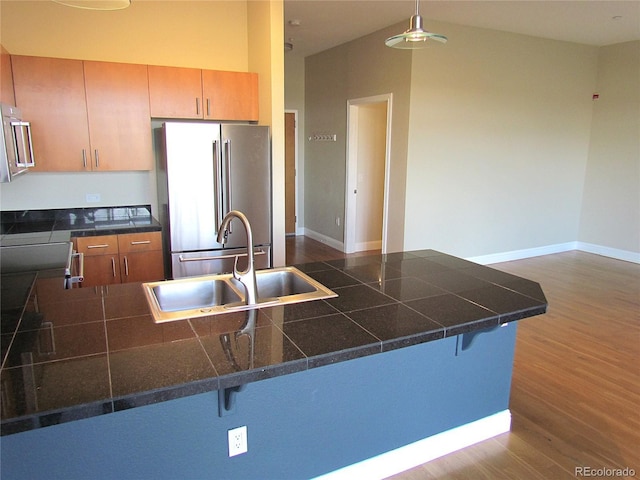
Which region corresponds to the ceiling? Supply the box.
[283,0,640,58]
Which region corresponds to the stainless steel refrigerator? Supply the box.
[156,122,271,279]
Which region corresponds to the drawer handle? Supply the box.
[87,244,110,249]
[130,240,151,245]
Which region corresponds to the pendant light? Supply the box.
[385,0,447,49]
[52,0,130,10]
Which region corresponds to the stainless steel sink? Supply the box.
[151,278,243,312]
[142,266,337,323]
[256,268,317,298]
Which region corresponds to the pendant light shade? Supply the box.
[385,0,447,49]
[52,0,130,10]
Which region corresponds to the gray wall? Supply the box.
[300,21,639,261]
[1,324,518,479]
[284,54,306,232]
[304,25,412,252]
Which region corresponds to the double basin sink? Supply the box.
[142,266,337,323]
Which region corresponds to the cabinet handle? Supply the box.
[124,256,129,276]
[111,257,116,277]
[196,97,200,115]
[94,149,99,168]
[130,240,151,245]
[87,244,110,249]
[206,98,211,117]
[82,149,87,168]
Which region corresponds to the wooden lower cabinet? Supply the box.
[117,232,164,283]
[74,232,164,287]
[83,254,122,286]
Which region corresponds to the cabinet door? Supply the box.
[11,55,91,172]
[118,232,164,283]
[75,235,120,287]
[148,65,203,119]
[83,61,153,171]
[201,70,258,121]
[120,250,165,283]
[82,255,122,287]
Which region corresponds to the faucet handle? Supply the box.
[232,254,243,279]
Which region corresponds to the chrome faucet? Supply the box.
[217,210,258,305]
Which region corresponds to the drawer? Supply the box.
[117,231,162,253]
[75,235,119,256]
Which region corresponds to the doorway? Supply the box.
[284,111,297,235]
[345,94,392,254]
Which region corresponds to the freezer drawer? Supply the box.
[171,247,270,279]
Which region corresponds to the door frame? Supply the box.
[284,109,300,235]
[344,94,392,254]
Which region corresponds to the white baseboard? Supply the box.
[295,232,640,266]
[313,410,512,480]
[466,242,577,265]
[301,228,345,252]
[575,242,640,264]
[466,242,640,265]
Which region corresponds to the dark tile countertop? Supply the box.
[0,205,161,240]
[0,249,547,436]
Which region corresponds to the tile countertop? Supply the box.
[0,250,547,436]
[0,205,161,240]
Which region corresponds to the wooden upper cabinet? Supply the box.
[148,65,259,122]
[147,65,203,119]
[202,70,258,121]
[1,45,15,106]
[12,56,152,172]
[83,61,153,171]
[11,55,92,172]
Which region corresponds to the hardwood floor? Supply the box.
[287,238,640,479]
[285,235,380,265]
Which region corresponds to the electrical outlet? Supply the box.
[228,425,248,457]
[335,216,341,226]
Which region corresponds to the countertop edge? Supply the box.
[0,307,547,437]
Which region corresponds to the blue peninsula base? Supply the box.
[2,323,517,479]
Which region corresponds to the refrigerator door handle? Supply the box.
[213,140,222,231]
[224,139,233,224]
[178,249,266,263]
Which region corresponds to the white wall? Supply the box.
[0,171,157,212]
[579,41,640,257]
[404,21,599,258]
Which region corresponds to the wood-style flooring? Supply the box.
[286,236,640,480]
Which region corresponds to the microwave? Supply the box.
[0,103,36,183]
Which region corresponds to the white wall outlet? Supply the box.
[228,425,248,457]
[86,193,101,203]
[335,216,341,226]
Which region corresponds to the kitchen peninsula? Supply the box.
[1,241,547,479]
